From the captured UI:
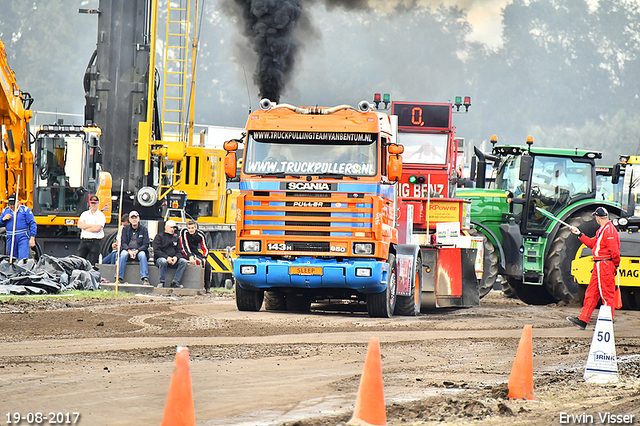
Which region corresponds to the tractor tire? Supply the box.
[367,253,397,318]
[395,255,422,316]
[264,291,287,311]
[500,277,518,299]
[235,282,264,311]
[509,277,555,305]
[285,293,312,312]
[544,210,602,303]
[469,228,499,298]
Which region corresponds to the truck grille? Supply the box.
[242,191,376,241]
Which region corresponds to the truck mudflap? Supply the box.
[234,256,389,294]
[419,247,479,309]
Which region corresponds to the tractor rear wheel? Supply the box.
[469,228,499,298]
[545,210,603,303]
[367,254,397,318]
[509,277,555,305]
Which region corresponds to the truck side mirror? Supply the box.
[519,154,532,182]
[224,152,237,179]
[388,155,402,182]
[612,163,621,185]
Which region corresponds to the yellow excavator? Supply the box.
[1,37,112,257]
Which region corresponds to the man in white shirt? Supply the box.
[77,194,106,265]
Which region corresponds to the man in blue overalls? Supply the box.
[1,193,37,260]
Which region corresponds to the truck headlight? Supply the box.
[241,240,261,252]
[353,243,374,255]
[355,268,372,277]
[240,265,256,275]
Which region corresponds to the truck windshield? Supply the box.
[397,133,447,165]
[243,131,377,176]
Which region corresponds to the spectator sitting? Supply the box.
[117,211,151,285]
[152,219,188,288]
[179,219,212,292]
[101,213,129,264]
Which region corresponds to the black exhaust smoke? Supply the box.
[224,0,449,102]
[228,0,303,103]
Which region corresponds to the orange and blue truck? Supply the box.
[223,98,480,317]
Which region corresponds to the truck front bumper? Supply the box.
[234,256,388,294]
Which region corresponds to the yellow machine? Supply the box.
[0,38,112,256]
[84,0,236,256]
[572,155,640,310]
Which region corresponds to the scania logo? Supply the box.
[283,182,333,191]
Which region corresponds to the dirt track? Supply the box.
[0,291,638,426]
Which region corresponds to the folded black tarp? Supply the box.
[0,255,100,295]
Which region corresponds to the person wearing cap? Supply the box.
[77,194,106,265]
[117,211,151,285]
[0,193,37,260]
[101,214,130,264]
[567,207,620,329]
[152,219,187,288]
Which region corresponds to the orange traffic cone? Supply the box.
[508,324,534,400]
[347,337,386,426]
[161,346,195,426]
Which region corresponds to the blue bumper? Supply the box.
[234,256,388,294]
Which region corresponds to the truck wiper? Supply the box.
[316,173,345,180]
[261,172,301,178]
[316,173,360,180]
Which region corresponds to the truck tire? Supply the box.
[367,254,397,318]
[285,293,312,312]
[469,228,499,298]
[235,282,264,311]
[545,210,601,303]
[264,290,287,311]
[395,255,422,316]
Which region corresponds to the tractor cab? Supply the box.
[493,144,598,234]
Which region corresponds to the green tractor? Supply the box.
[457,136,621,304]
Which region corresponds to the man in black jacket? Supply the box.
[117,211,150,285]
[179,219,212,292]
[152,219,187,288]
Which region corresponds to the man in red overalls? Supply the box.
[567,207,620,329]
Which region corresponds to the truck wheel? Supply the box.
[367,254,397,318]
[469,229,499,298]
[545,210,601,303]
[395,255,422,316]
[285,293,312,312]
[264,290,287,311]
[235,282,264,311]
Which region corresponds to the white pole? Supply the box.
[114,179,125,293]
